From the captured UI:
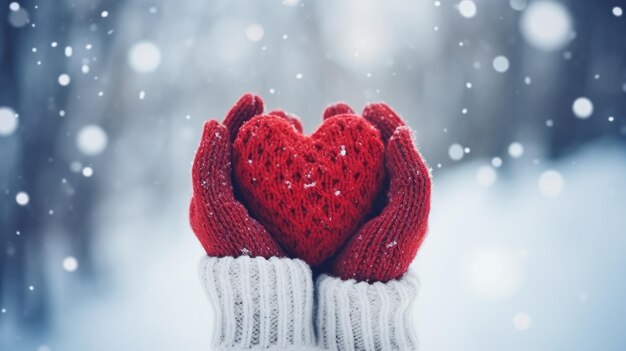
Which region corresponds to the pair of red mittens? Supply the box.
[190,94,431,282]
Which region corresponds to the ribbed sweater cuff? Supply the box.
[201,256,317,350]
[316,272,420,351]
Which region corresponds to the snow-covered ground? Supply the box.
[417,142,626,350]
[6,142,626,351]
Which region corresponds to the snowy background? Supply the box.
[1,0,626,350]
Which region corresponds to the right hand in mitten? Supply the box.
[189,94,287,258]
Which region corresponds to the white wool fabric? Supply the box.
[316,273,420,351]
[201,256,317,350]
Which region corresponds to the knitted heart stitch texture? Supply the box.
[232,114,385,266]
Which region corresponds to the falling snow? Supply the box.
[2,2,625,349]
[339,145,347,156]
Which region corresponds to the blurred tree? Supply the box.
[0,0,122,339]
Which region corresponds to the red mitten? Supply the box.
[328,103,432,282]
[189,94,286,257]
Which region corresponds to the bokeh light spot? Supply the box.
[128,41,161,73]
[538,170,564,198]
[466,246,523,299]
[476,166,497,187]
[513,312,531,330]
[510,0,527,11]
[63,256,79,272]
[492,55,510,72]
[520,1,572,51]
[448,143,464,161]
[508,142,524,158]
[0,107,18,136]
[16,191,30,206]
[245,23,264,42]
[572,97,593,119]
[58,74,71,86]
[458,0,477,18]
[77,125,108,156]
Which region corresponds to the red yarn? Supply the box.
[322,102,354,120]
[232,114,385,266]
[189,94,286,258]
[268,109,303,133]
[328,103,432,283]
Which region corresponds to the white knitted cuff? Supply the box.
[201,256,317,350]
[316,272,420,351]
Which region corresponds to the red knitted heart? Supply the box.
[233,114,385,266]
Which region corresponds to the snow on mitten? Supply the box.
[328,102,432,283]
[189,94,286,258]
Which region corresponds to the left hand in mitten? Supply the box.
[328,102,432,283]
[316,103,430,351]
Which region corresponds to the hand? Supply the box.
[190,94,290,258]
[326,102,432,282]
